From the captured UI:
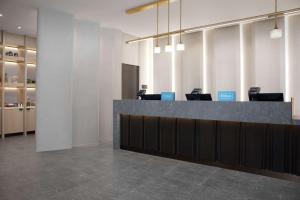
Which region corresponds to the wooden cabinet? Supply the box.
[26,108,36,132]
[4,108,24,134]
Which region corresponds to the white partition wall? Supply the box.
[287,15,300,118]
[206,26,241,100]
[36,9,74,152]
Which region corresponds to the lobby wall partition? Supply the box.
[0,31,37,139]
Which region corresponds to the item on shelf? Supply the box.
[10,76,19,84]
[5,73,8,83]
[27,79,36,84]
[5,103,18,108]
[14,53,19,57]
[5,51,13,56]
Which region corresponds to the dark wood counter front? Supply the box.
[120,114,300,180]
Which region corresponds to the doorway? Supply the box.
[122,64,139,100]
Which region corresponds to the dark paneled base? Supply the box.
[120,114,300,181]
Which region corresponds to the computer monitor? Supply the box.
[186,94,212,101]
[256,93,284,102]
[248,87,261,101]
[141,94,161,100]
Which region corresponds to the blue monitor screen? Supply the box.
[161,92,175,101]
[218,91,236,102]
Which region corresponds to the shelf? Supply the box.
[26,48,37,53]
[3,56,25,64]
[5,45,25,50]
[27,62,36,66]
[4,106,25,110]
[27,84,36,88]
[4,83,25,89]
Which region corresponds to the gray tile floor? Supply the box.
[0,135,300,200]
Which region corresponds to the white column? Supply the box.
[36,9,73,152]
[99,28,122,143]
[72,20,100,147]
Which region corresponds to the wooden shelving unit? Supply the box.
[0,30,37,138]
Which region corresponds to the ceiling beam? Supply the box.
[126,0,169,15]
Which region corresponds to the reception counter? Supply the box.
[113,100,299,178]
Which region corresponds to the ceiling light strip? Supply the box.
[126,7,300,44]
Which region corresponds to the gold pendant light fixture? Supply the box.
[176,0,185,51]
[165,0,173,52]
[270,0,282,39]
[154,0,161,53]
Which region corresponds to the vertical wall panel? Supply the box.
[196,120,217,162]
[153,38,172,93]
[206,26,241,100]
[129,115,143,149]
[217,121,241,165]
[144,116,159,152]
[287,15,300,117]
[72,20,100,147]
[245,19,285,94]
[160,117,176,156]
[120,115,130,147]
[139,39,154,94]
[36,9,73,152]
[177,118,195,160]
[177,32,203,100]
[241,123,268,169]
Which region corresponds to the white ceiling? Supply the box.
[1,0,300,37]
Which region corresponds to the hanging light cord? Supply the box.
[179,0,182,43]
[156,0,159,47]
[275,0,278,29]
[168,0,170,45]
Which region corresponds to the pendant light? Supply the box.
[154,0,161,53]
[176,0,185,51]
[270,0,282,39]
[165,0,173,52]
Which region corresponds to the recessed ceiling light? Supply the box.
[0,13,3,17]
[17,26,22,30]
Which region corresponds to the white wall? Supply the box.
[207,25,241,100]
[72,20,100,147]
[139,39,154,93]
[153,38,173,93]
[36,8,73,152]
[247,19,285,93]
[287,15,300,118]
[122,34,139,66]
[99,28,123,143]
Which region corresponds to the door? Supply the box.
[122,64,139,100]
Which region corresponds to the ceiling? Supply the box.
[1,0,300,37]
